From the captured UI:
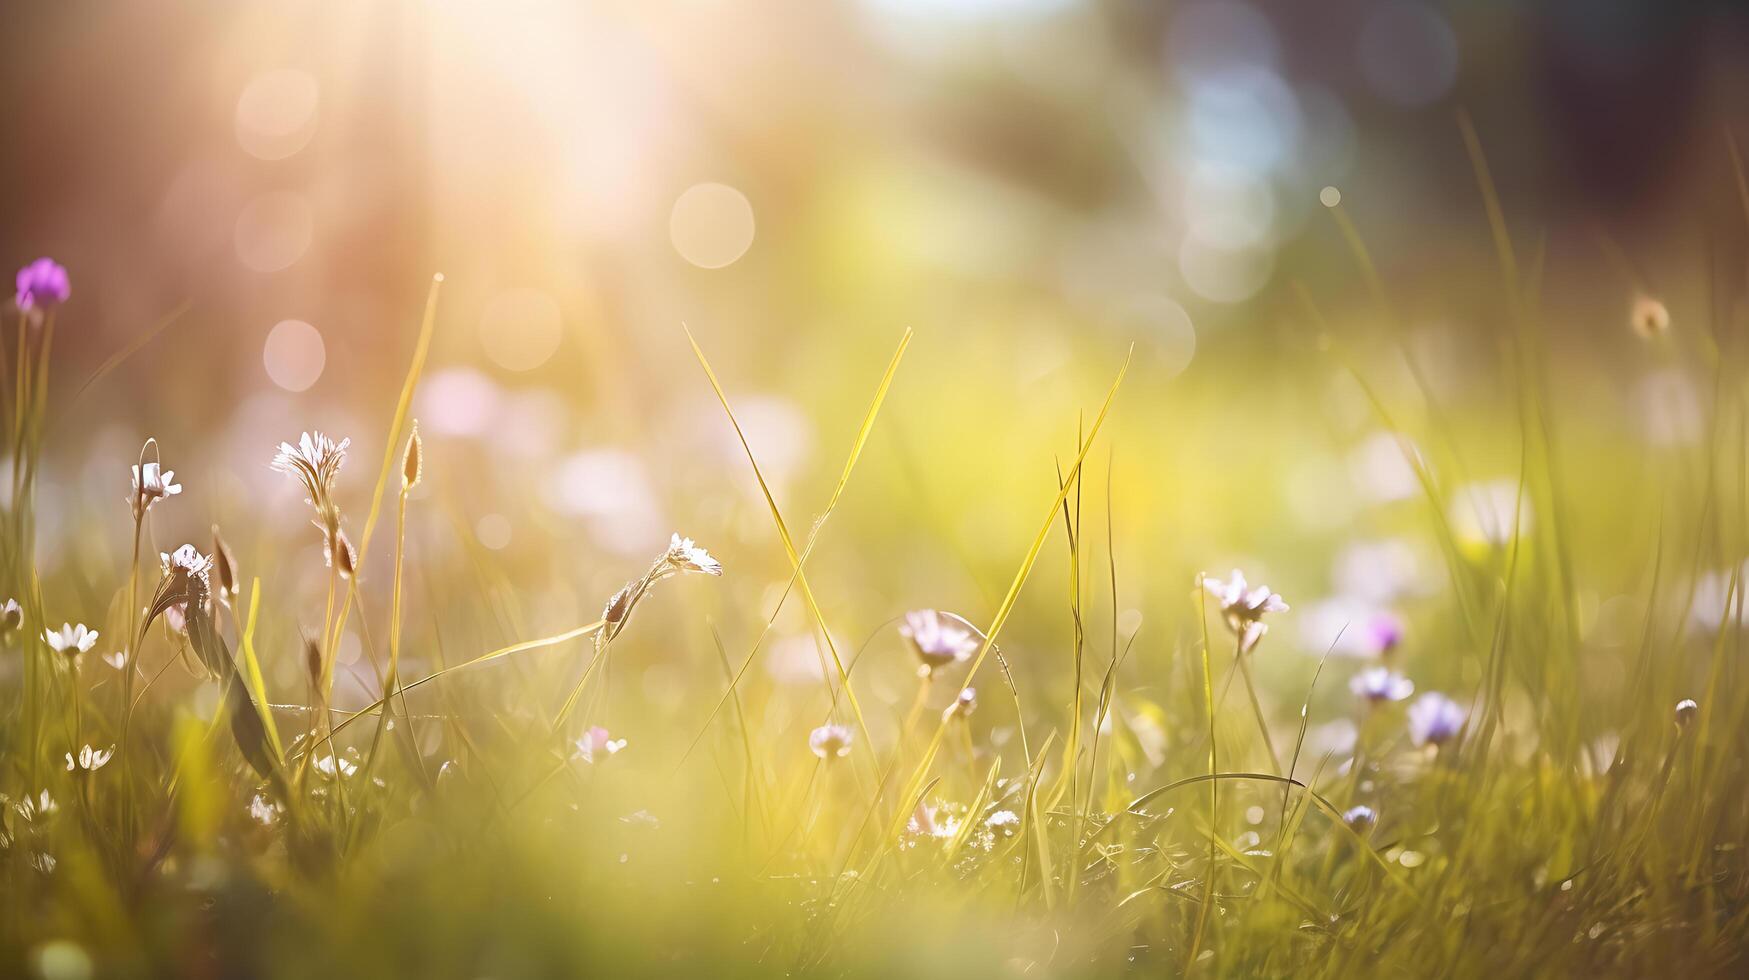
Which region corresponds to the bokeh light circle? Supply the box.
[235,69,319,160]
[479,288,563,372]
[476,513,512,550]
[263,320,326,392]
[234,192,312,272]
[670,183,756,269]
[1357,2,1459,107]
[1179,239,1274,304]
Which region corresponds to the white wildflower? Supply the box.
[130,460,181,518]
[44,623,98,657]
[665,533,722,576]
[64,744,114,773]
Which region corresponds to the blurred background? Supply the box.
[4,0,1749,756]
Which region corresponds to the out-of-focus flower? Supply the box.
[14,789,57,821]
[1408,692,1466,747]
[1363,612,1404,655]
[15,258,70,311]
[1,597,21,635]
[313,753,359,779]
[575,725,626,764]
[809,723,854,760]
[1450,480,1532,550]
[1675,698,1698,728]
[905,801,959,840]
[1343,804,1377,833]
[946,687,977,720]
[1630,294,1670,339]
[101,651,126,671]
[1349,667,1414,703]
[900,609,980,674]
[129,461,181,519]
[248,793,283,827]
[44,623,98,657]
[986,809,1020,835]
[1201,569,1288,653]
[665,534,722,576]
[161,543,211,579]
[64,745,113,773]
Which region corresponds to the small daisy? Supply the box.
[808,723,854,760]
[44,623,98,657]
[1201,569,1288,653]
[665,534,723,576]
[1349,667,1414,704]
[575,725,627,764]
[1408,692,1466,747]
[900,609,980,674]
[64,744,114,773]
[986,809,1021,834]
[129,461,181,518]
[1,597,21,635]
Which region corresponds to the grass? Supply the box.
[2,150,1749,978]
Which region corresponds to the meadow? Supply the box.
[3,4,1749,975]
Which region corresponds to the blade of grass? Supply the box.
[679,324,912,769]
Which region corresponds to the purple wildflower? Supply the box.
[1349,667,1414,703]
[900,610,979,674]
[1408,692,1466,747]
[15,258,70,311]
[1201,569,1288,653]
[1342,804,1376,833]
[1364,612,1404,655]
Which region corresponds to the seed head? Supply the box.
[304,637,323,689]
[329,527,358,579]
[402,421,423,492]
[209,526,239,598]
